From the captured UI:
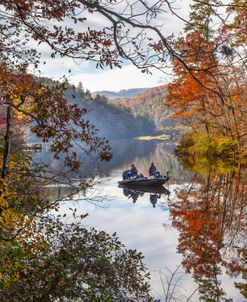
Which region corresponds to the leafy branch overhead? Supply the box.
[1,1,245,75]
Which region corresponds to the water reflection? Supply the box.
[120,185,170,207]
[28,138,247,301]
[32,139,191,182]
[170,156,247,301]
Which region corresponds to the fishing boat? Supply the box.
[118,175,169,187]
[118,184,170,195]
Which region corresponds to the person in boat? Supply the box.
[130,164,138,177]
[149,163,160,178]
[122,170,131,180]
[149,162,156,176]
[122,167,136,180]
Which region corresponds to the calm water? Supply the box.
[35,139,247,301]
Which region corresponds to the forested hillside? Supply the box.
[30,78,156,141]
[68,86,156,139]
[92,88,147,99]
[110,85,175,130]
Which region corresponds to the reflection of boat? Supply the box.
[119,184,170,207]
[118,184,170,195]
[118,177,169,187]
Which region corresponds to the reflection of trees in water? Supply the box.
[134,142,192,183]
[33,139,192,182]
[170,162,247,301]
[32,139,157,178]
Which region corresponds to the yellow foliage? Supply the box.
[0,178,7,209]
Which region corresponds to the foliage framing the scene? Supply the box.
[0,0,246,301]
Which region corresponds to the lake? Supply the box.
[34,138,247,302]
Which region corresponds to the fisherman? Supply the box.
[149,162,161,178]
[149,162,156,176]
[130,164,138,177]
[122,170,130,180]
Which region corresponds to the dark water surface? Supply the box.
[34,139,247,301]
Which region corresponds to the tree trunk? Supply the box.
[1,106,11,178]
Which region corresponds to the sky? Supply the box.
[36,0,191,92]
[37,58,172,92]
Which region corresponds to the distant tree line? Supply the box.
[65,82,157,139]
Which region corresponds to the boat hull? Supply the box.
[118,184,170,195]
[118,177,168,187]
